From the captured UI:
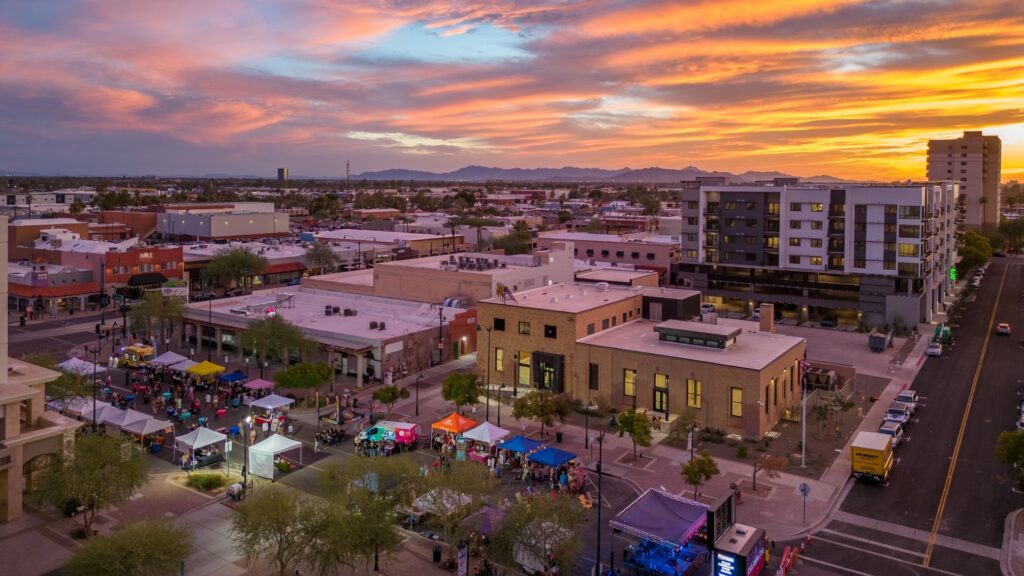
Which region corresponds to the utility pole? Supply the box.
[438,306,444,365]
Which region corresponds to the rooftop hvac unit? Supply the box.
[333,306,340,315]
[500,261,507,268]
[324,306,333,316]
[379,321,386,330]
[370,321,379,329]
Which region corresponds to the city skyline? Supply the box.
[2,1,1023,180]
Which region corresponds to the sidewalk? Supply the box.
[1005,509,1024,576]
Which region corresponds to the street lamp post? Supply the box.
[595,415,617,576]
[415,373,422,417]
[512,353,519,398]
[477,324,491,423]
[584,401,594,449]
[207,298,213,361]
[243,416,252,489]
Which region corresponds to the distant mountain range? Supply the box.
[352,165,849,183]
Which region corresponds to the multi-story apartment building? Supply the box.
[677,183,959,327]
[927,131,1001,230]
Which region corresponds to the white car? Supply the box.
[878,422,905,449]
[751,307,761,320]
[896,390,919,415]
[926,341,942,356]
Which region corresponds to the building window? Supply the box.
[898,243,919,257]
[495,348,504,372]
[646,252,656,260]
[654,374,668,412]
[589,363,599,390]
[687,379,702,408]
[161,261,177,270]
[885,204,897,215]
[587,323,595,335]
[518,321,530,335]
[809,221,823,230]
[810,203,824,212]
[789,238,801,247]
[544,325,557,338]
[602,318,610,329]
[854,259,866,268]
[624,369,636,397]
[899,206,921,219]
[631,252,640,259]
[790,202,802,211]
[585,249,594,257]
[517,352,531,387]
[730,387,743,417]
[686,249,697,258]
[883,260,896,270]
[810,239,823,248]
[764,236,779,249]
[772,377,778,407]
[601,250,609,257]
[725,201,737,210]
[494,318,506,331]
[745,236,757,246]
[766,202,780,215]
[809,256,822,265]
[789,255,801,264]
[898,225,921,238]
[789,220,801,229]
[616,251,625,257]
[622,312,628,323]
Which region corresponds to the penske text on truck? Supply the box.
[850,431,894,484]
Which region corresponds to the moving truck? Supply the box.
[851,431,894,484]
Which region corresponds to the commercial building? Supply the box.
[676,183,959,326]
[314,229,463,257]
[476,282,804,439]
[304,244,575,304]
[0,218,83,522]
[155,203,290,240]
[278,168,289,183]
[536,231,680,281]
[0,189,96,215]
[181,286,469,387]
[574,267,660,288]
[9,218,89,246]
[928,131,1001,230]
[353,208,402,221]
[10,228,183,293]
[182,241,308,292]
[8,260,97,315]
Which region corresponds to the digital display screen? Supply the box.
[715,551,738,576]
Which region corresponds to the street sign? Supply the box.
[799,482,810,497]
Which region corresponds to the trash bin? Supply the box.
[432,545,442,564]
[555,431,563,443]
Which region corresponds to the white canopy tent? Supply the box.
[174,427,228,462]
[248,394,295,411]
[101,408,151,431]
[122,417,172,437]
[150,351,188,367]
[57,357,106,375]
[169,359,199,372]
[47,396,111,418]
[413,488,473,516]
[463,422,510,446]
[248,433,302,480]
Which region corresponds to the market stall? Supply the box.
[150,351,188,367]
[47,396,111,419]
[248,433,302,479]
[610,488,711,576]
[218,370,247,385]
[101,407,151,430]
[169,359,199,372]
[497,435,544,455]
[57,357,106,375]
[186,360,225,377]
[430,412,477,441]
[462,422,510,464]
[430,412,478,460]
[243,378,275,391]
[175,427,228,470]
[122,417,173,452]
[248,393,295,436]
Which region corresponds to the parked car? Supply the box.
[970,277,982,288]
[884,401,912,426]
[895,390,919,415]
[224,287,248,298]
[994,251,1006,257]
[820,316,839,328]
[751,307,760,320]
[700,303,716,314]
[926,341,943,356]
[877,421,905,449]
[191,291,215,302]
[996,323,1012,335]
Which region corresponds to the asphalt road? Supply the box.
[802,257,1024,575]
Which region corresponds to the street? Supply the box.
[797,257,1024,575]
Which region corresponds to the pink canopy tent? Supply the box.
[243,378,275,391]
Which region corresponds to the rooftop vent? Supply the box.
[370,321,379,329]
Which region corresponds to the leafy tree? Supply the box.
[63,520,191,576]
[69,199,86,214]
[996,430,1024,489]
[490,493,585,576]
[304,242,338,275]
[410,190,440,212]
[32,435,149,538]
[997,219,1024,253]
[581,217,604,233]
[613,409,653,459]
[201,246,268,293]
[957,230,993,273]
[372,385,410,419]
[681,450,720,499]
[307,194,339,220]
[311,486,404,575]
[452,216,501,251]
[420,461,494,559]
[241,315,315,366]
[639,194,662,216]
[557,209,573,224]
[129,291,184,343]
[232,485,323,576]
[752,454,788,491]
[321,454,423,508]
[512,390,572,437]
[442,372,481,414]
[21,353,90,409]
[274,362,331,398]
[494,221,534,255]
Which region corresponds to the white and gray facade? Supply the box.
[677,183,959,327]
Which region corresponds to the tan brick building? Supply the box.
[477,282,805,439]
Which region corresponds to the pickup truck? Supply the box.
[851,431,894,484]
[884,401,912,426]
[895,390,919,415]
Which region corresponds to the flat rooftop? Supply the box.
[578,318,804,371]
[11,218,82,227]
[186,286,465,347]
[480,282,639,313]
[182,241,307,262]
[316,229,447,243]
[575,268,657,283]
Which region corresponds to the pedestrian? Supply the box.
[314,438,320,454]
[287,422,295,436]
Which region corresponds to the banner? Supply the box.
[160,280,189,298]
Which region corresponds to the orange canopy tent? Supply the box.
[431,412,478,435]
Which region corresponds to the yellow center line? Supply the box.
[922,262,1007,567]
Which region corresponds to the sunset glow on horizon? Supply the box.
[2,0,1023,180]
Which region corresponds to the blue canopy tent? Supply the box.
[527,446,577,468]
[497,435,544,455]
[218,371,247,383]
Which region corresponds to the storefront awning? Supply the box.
[128,272,169,287]
[264,262,306,274]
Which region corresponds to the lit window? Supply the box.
[494,348,504,372]
[730,387,743,417]
[687,379,702,408]
[623,369,636,397]
[518,321,530,335]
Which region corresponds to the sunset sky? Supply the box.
[2,0,1022,180]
